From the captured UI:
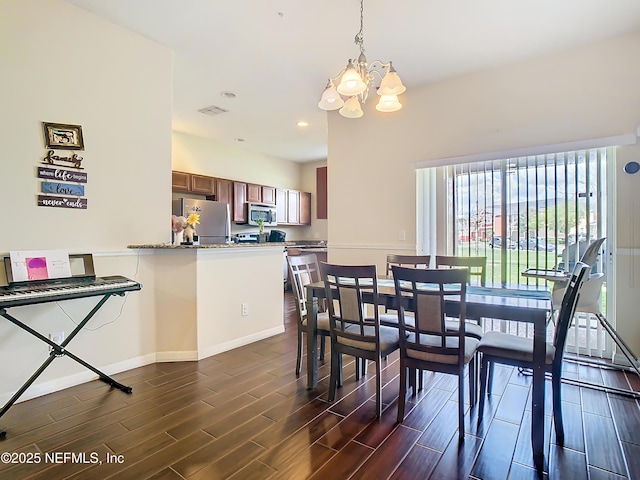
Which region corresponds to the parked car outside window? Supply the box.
[488,236,516,249]
[518,238,555,251]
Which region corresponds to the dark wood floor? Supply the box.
[1,292,639,479]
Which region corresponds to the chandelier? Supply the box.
[317,0,406,118]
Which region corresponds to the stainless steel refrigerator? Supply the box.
[172,198,231,244]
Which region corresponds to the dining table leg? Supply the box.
[306,288,319,389]
[531,313,547,473]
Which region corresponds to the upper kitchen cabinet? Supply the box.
[233,182,248,223]
[172,171,191,192]
[276,188,311,225]
[215,178,233,204]
[172,171,215,195]
[190,174,215,195]
[300,192,311,225]
[262,186,276,205]
[287,190,300,224]
[276,188,288,224]
[247,183,262,203]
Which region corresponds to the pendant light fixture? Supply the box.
[318,0,406,118]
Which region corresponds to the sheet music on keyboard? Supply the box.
[8,250,72,282]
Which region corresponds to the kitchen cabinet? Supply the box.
[287,190,300,224]
[276,188,311,225]
[190,174,215,195]
[316,166,327,219]
[262,186,276,205]
[247,183,262,203]
[276,188,288,224]
[233,181,248,223]
[300,191,311,225]
[172,171,191,192]
[215,178,233,204]
[174,170,311,226]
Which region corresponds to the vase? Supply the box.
[173,230,184,245]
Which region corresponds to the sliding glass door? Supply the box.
[439,148,610,357]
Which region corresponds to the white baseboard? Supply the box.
[155,351,199,362]
[1,353,157,406]
[197,326,285,360]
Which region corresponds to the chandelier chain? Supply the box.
[354,0,365,54]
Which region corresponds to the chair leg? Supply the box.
[319,335,326,363]
[328,349,339,402]
[295,327,303,377]
[408,367,416,395]
[487,361,495,395]
[552,371,565,446]
[478,357,488,424]
[458,372,465,443]
[418,369,424,391]
[397,362,407,423]
[375,358,382,418]
[355,357,361,381]
[468,359,477,406]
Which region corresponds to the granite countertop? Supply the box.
[128,243,287,249]
[284,241,327,249]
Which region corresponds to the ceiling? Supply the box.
[64,0,640,163]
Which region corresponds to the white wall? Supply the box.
[328,31,640,353]
[0,0,172,401]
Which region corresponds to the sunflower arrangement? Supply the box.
[184,213,201,243]
[186,213,200,227]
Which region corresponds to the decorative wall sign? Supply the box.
[37,166,87,183]
[37,195,87,209]
[42,150,84,169]
[41,181,85,197]
[42,122,84,150]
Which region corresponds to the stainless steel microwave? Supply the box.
[248,203,277,226]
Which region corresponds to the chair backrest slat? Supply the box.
[580,237,606,268]
[553,261,590,369]
[435,255,487,286]
[287,253,322,324]
[386,254,431,277]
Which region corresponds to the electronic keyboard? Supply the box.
[0,275,141,308]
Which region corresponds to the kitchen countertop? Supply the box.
[128,243,287,249]
[284,241,327,250]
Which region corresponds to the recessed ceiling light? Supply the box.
[297,121,309,127]
[235,138,245,142]
[221,91,237,99]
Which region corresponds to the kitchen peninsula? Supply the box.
[128,243,285,361]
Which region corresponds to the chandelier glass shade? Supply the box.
[318,0,406,118]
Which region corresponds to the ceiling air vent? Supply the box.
[198,105,228,116]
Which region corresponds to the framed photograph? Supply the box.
[42,122,84,150]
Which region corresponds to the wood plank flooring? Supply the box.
[0,292,639,479]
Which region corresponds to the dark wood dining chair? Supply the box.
[385,254,432,276]
[477,262,590,446]
[287,253,330,377]
[435,255,487,286]
[392,265,479,442]
[321,263,400,418]
[381,254,432,326]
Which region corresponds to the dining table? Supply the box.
[305,278,552,472]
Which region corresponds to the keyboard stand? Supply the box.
[0,292,133,439]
